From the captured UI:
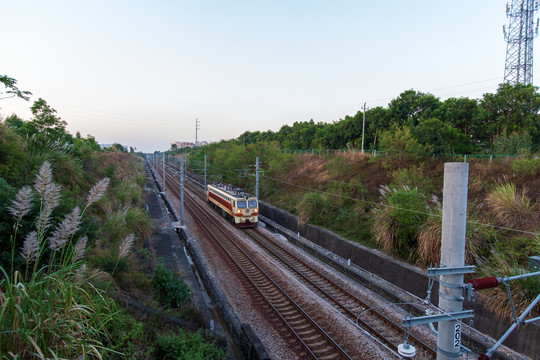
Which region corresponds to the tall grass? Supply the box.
[416,203,498,265]
[485,182,538,229]
[0,162,115,359]
[371,185,429,258]
[297,192,329,224]
[477,258,539,321]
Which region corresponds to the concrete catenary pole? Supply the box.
[204,154,207,192]
[361,102,366,154]
[195,118,200,146]
[180,154,184,224]
[437,162,469,359]
[255,156,259,199]
[162,153,166,193]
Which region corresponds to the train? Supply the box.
[206,183,258,228]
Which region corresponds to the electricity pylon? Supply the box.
[503,0,539,84]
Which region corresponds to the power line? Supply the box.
[258,173,540,238]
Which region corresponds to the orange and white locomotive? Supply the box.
[206,183,258,228]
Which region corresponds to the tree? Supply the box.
[387,90,441,128]
[378,126,432,157]
[112,143,126,152]
[29,98,68,139]
[0,75,32,101]
[437,97,478,136]
[0,122,25,185]
[365,106,391,150]
[413,117,472,154]
[476,83,540,150]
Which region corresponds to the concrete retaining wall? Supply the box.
[260,202,539,360]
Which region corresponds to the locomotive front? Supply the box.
[232,196,258,228]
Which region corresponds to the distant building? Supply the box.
[171,141,208,150]
[171,141,194,150]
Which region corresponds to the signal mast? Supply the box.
[503,0,539,84]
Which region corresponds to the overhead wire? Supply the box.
[256,172,540,238]
[310,76,504,124]
[180,156,540,239]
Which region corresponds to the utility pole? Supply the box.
[437,162,469,359]
[180,154,184,224]
[204,154,207,192]
[195,118,200,146]
[255,156,260,199]
[361,102,367,154]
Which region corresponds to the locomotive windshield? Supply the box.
[248,200,258,208]
[236,201,247,208]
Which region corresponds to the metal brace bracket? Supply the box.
[428,265,476,277]
[403,310,474,328]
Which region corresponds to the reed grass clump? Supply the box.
[297,192,329,224]
[485,182,538,229]
[416,203,498,265]
[371,185,429,258]
[0,161,115,359]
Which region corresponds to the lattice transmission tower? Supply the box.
[503,0,539,84]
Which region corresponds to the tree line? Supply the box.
[237,83,540,155]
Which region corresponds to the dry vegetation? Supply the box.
[264,153,540,319]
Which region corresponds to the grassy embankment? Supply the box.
[0,144,225,359]
[187,141,540,320]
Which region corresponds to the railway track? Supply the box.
[158,163,354,359]
[243,228,437,359]
[153,162,437,358]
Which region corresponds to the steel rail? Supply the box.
[244,229,436,358]
[159,164,353,360]
[158,162,435,358]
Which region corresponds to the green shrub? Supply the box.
[390,165,434,193]
[103,309,144,360]
[100,257,129,274]
[104,164,116,179]
[103,211,129,243]
[378,127,432,158]
[372,186,429,258]
[152,260,191,308]
[116,181,143,207]
[388,187,428,244]
[493,132,532,155]
[511,157,540,176]
[124,207,153,239]
[153,329,225,360]
[297,192,330,225]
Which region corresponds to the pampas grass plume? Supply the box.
[34,161,53,198]
[21,231,39,263]
[8,186,33,223]
[87,178,110,206]
[73,235,88,261]
[118,234,135,259]
[49,207,81,251]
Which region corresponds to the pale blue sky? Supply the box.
[0,1,530,152]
